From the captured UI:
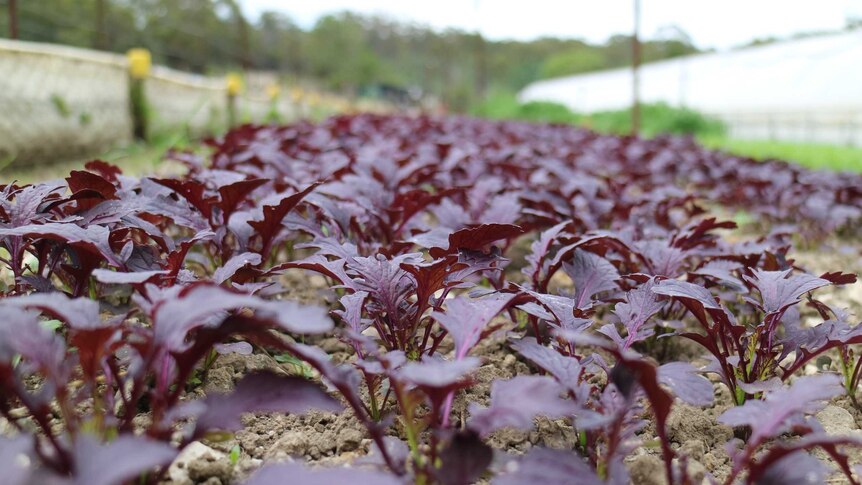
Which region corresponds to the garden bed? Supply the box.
[1,114,862,484]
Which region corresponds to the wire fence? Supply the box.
[0,39,132,166]
[713,111,862,147]
[0,39,341,167]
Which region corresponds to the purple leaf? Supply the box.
[636,239,688,277]
[436,430,493,485]
[651,279,721,310]
[246,462,403,485]
[611,279,664,349]
[0,436,32,485]
[748,433,862,484]
[718,374,843,444]
[216,178,268,222]
[469,376,575,436]
[743,269,830,315]
[397,357,481,390]
[214,341,254,355]
[781,317,862,376]
[349,253,420,314]
[150,283,333,351]
[427,223,524,259]
[494,447,602,485]
[510,337,586,398]
[357,436,410,470]
[819,271,857,286]
[522,221,568,286]
[92,268,169,285]
[432,294,515,359]
[520,292,592,333]
[0,292,101,330]
[563,249,620,308]
[480,192,522,225]
[753,451,828,485]
[0,223,121,267]
[736,377,782,395]
[212,252,262,284]
[334,291,370,335]
[657,362,714,406]
[690,260,745,290]
[191,372,342,439]
[72,434,177,485]
[0,307,68,385]
[247,183,320,254]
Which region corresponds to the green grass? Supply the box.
[472,92,862,173]
[471,93,726,138]
[0,132,192,184]
[700,137,862,173]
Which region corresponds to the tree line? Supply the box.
[1,0,701,110]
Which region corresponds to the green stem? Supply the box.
[367,377,380,421]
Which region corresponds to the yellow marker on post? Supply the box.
[127,48,151,79]
[127,48,151,140]
[226,73,243,97]
[290,87,304,103]
[307,92,320,107]
[265,84,282,123]
[266,83,281,101]
[226,73,243,128]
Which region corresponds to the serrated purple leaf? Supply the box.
[690,260,744,290]
[214,341,253,355]
[151,283,333,351]
[73,434,177,485]
[212,252,262,284]
[718,374,842,443]
[613,279,664,349]
[754,451,827,485]
[657,362,714,406]
[334,291,370,334]
[469,376,575,436]
[436,430,493,485]
[397,357,480,389]
[736,377,782,395]
[191,372,342,439]
[652,279,721,310]
[522,291,592,333]
[0,292,101,330]
[510,337,586,399]
[0,223,121,266]
[0,436,32,485]
[563,249,620,308]
[92,268,169,285]
[494,447,602,485]
[743,269,830,314]
[433,294,514,359]
[246,462,403,485]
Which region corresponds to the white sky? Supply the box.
[241,0,862,50]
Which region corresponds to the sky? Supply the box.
[241,0,862,50]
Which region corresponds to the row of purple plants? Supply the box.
[1,114,862,484]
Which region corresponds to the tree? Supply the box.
[540,47,606,78]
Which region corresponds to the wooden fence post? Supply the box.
[266,83,281,123]
[127,48,151,141]
[8,0,17,39]
[226,73,243,129]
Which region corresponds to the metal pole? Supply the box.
[9,0,18,39]
[95,0,107,50]
[631,0,641,136]
[473,0,486,102]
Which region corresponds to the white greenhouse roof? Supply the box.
[519,30,862,115]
